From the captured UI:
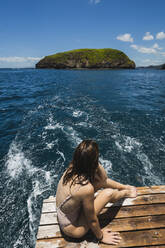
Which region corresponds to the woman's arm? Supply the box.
[81,184,103,240]
[98,164,135,190]
[105,178,128,190]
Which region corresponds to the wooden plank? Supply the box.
[100,203,165,219]
[42,186,165,206]
[36,238,70,248]
[40,212,57,226]
[37,215,165,239]
[117,228,165,247]
[37,229,165,248]
[41,203,165,222]
[42,186,165,203]
[137,185,165,190]
[130,246,165,248]
[36,238,86,248]
[106,193,165,207]
[107,215,165,232]
[43,196,56,203]
[36,238,165,248]
[42,202,56,213]
[41,194,165,215]
[37,225,60,239]
[100,228,165,247]
[36,186,165,248]
[39,203,165,227]
[137,186,165,195]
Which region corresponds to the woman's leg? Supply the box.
[63,188,128,238]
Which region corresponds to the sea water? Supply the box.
[0,68,165,247]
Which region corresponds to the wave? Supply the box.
[6,141,34,178]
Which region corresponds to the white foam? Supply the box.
[27,171,53,244]
[44,115,64,131]
[136,151,162,185]
[56,150,66,162]
[13,228,25,248]
[45,142,54,149]
[73,110,83,117]
[113,135,142,153]
[6,142,33,178]
[63,126,82,146]
[75,122,92,128]
[112,133,163,185]
[45,122,63,130]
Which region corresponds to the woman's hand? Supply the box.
[100,228,122,245]
[124,185,137,198]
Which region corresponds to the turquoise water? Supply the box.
[0,68,165,247]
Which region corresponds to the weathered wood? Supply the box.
[36,238,87,248]
[42,202,56,213]
[37,214,165,239]
[42,194,165,215]
[37,225,60,239]
[36,186,165,248]
[106,193,165,207]
[43,196,56,203]
[39,204,165,227]
[101,203,165,219]
[40,212,57,226]
[41,203,165,223]
[37,228,165,247]
[42,185,165,205]
[116,228,165,247]
[107,214,165,231]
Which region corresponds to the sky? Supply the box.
[0,0,165,68]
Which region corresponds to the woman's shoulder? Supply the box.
[96,163,108,179]
[76,181,94,200]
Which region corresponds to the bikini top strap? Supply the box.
[57,195,72,210]
[57,184,82,210]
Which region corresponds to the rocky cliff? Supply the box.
[36,49,135,69]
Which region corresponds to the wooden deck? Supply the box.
[36,185,165,247]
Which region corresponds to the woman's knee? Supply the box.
[63,224,88,239]
[71,226,88,239]
[101,188,119,202]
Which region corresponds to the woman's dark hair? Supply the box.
[63,140,99,185]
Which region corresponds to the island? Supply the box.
[138,63,165,70]
[36,48,135,69]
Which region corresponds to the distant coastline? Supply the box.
[137,63,165,70]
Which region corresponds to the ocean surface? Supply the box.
[0,68,165,247]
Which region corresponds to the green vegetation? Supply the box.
[36,48,135,69]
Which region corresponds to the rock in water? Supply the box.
[36,48,135,69]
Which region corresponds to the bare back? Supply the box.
[56,164,107,212]
[56,174,84,213]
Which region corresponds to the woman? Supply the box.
[56,140,137,245]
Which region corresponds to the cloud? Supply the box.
[116,33,133,42]
[152,43,162,50]
[143,32,154,40]
[139,58,165,66]
[0,57,41,62]
[0,57,42,68]
[130,44,156,54]
[160,52,165,56]
[156,31,165,40]
[90,0,101,4]
[130,43,163,54]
